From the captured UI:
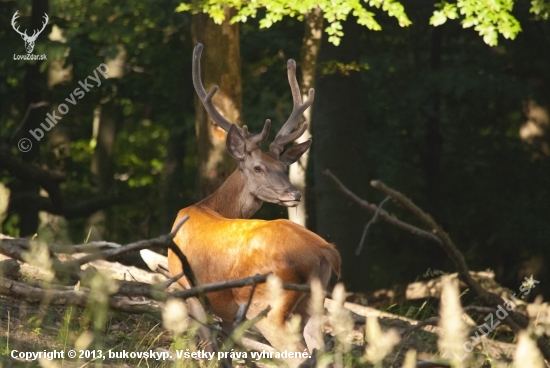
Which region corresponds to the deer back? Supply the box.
[169,205,340,288]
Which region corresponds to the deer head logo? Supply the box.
[12,11,49,54]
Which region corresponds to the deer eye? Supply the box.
[254,166,262,173]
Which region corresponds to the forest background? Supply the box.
[1,0,549,298]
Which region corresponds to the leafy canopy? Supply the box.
[430,0,550,46]
[176,0,411,45]
[177,0,550,46]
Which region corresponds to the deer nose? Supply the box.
[287,190,301,201]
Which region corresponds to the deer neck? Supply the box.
[197,169,262,219]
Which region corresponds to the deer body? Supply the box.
[168,44,341,367]
[169,203,340,322]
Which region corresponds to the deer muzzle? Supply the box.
[279,190,301,207]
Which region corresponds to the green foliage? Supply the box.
[1,0,195,241]
[430,0,522,46]
[176,0,411,45]
[321,60,370,75]
[531,0,550,19]
[178,0,547,46]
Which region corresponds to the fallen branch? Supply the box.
[0,269,330,315]
[0,276,159,314]
[368,180,544,355]
[1,217,191,285]
[169,273,270,300]
[324,169,550,361]
[75,216,189,266]
[0,237,82,283]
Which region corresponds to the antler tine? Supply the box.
[39,13,49,33]
[277,60,315,137]
[241,119,271,152]
[11,11,26,37]
[192,43,239,133]
[269,59,314,156]
[269,122,309,156]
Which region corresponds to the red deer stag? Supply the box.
[168,43,341,366]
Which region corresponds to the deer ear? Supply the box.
[279,140,312,166]
[226,125,246,161]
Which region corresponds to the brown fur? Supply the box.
[168,203,341,367]
[169,205,340,314]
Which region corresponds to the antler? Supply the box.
[192,43,236,133]
[11,11,26,37]
[11,12,48,40]
[192,43,270,151]
[33,13,49,39]
[269,59,315,157]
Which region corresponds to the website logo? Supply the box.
[12,11,48,61]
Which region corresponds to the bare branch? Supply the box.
[232,278,259,330]
[0,277,159,314]
[160,271,185,289]
[324,169,440,243]
[325,170,550,360]
[402,316,440,336]
[367,179,550,360]
[170,273,269,300]
[75,216,188,266]
[356,195,390,255]
[10,101,49,141]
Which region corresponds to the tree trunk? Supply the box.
[88,52,123,241]
[91,105,116,195]
[312,18,369,291]
[160,130,187,232]
[288,8,323,227]
[191,10,242,199]
[88,104,117,241]
[19,0,49,236]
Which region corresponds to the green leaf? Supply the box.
[175,3,191,12]
[530,0,550,19]
[430,10,448,26]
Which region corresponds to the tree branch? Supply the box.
[324,169,440,244]
[0,277,160,314]
[324,170,550,361]
[9,102,49,141]
[369,178,550,361]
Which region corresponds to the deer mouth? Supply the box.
[280,199,301,207]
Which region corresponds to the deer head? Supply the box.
[12,11,49,54]
[192,43,314,207]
